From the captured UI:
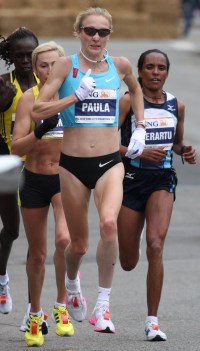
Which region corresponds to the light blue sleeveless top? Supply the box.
[59,53,121,127]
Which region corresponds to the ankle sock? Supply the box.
[66,275,80,292]
[96,287,111,305]
[54,301,66,308]
[145,316,158,324]
[0,272,9,285]
[30,309,43,317]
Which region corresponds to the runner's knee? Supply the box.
[0,226,19,246]
[100,217,117,241]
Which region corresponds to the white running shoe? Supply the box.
[66,290,87,322]
[0,155,22,193]
[145,321,167,341]
[66,272,87,322]
[0,283,12,314]
[20,304,30,332]
[20,304,48,334]
[89,304,115,333]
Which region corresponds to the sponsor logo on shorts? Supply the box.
[99,160,113,168]
[125,172,135,179]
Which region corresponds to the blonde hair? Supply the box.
[32,41,65,68]
[73,7,113,37]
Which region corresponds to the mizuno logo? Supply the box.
[105,76,115,82]
[125,172,135,179]
[99,160,113,168]
[167,104,175,112]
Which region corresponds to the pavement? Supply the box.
[0,22,200,351]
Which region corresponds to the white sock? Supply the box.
[30,309,43,317]
[54,301,66,308]
[66,275,80,292]
[96,287,111,306]
[26,303,31,314]
[0,272,9,285]
[145,316,158,324]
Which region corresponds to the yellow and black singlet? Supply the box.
[0,70,39,154]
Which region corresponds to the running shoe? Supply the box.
[89,304,116,333]
[52,305,74,336]
[25,314,44,347]
[20,304,48,334]
[145,321,167,341]
[66,272,87,322]
[66,290,87,322]
[0,283,12,314]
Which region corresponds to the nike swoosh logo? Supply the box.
[105,77,115,82]
[99,160,113,168]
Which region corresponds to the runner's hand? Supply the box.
[125,128,146,159]
[0,77,17,110]
[75,69,96,101]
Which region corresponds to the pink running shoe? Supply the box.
[89,304,115,333]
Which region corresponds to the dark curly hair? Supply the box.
[0,27,39,68]
[137,49,170,87]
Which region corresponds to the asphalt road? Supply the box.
[0,24,200,351]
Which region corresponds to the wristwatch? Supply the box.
[136,120,146,129]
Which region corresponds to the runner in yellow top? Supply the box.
[0,27,39,315]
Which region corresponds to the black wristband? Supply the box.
[34,125,45,139]
[34,115,59,139]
